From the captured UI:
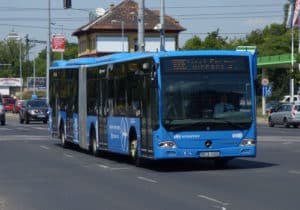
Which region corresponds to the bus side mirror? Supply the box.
[151,63,158,88]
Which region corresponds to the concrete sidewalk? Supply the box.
[257,116,267,124]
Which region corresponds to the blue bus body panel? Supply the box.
[107,117,141,155]
[48,107,53,133]
[153,123,256,160]
[73,113,79,144]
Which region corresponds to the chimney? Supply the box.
[110,4,115,10]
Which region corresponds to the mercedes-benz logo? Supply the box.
[205,140,212,148]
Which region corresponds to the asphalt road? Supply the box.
[0,114,299,210]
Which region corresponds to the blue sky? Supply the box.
[0,0,288,55]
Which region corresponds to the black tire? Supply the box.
[43,120,47,124]
[293,124,299,128]
[90,130,100,157]
[130,139,143,167]
[283,118,289,128]
[268,117,274,127]
[1,120,5,126]
[19,114,24,124]
[60,125,68,148]
[25,115,30,124]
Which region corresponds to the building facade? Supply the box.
[72,0,185,57]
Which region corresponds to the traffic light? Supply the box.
[63,0,72,9]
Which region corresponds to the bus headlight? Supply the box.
[240,139,256,146]
[159,141,177,149]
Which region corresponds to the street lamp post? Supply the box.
[33,57,36,95]
[111,20,125,52]
[7,31,23,100]
[19,40,22,100]
[46,0,51,104]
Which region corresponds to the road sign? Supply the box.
[261,78,269,86]
[262,85,272,97]
[236,46,257,54]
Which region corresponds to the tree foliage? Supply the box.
[0,40,78,80]
[182,29,231,50]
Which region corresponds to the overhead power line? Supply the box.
[0,3,286,12]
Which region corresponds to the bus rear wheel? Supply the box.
[60,125,68,148]
[90,131,100,157]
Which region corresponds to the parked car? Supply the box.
[280,95,300,103]
[266,101,281,115]
[268,103,300,128]
[0,96,6,125]
[13,99,23,113]
[3,98,16,112]
[19,99,48,124]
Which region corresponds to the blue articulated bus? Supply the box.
[49,49,258,167]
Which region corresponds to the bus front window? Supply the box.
[161,56,253,131]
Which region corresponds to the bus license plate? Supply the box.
[200,151,220,157]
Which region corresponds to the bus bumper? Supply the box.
[153,145,256,160]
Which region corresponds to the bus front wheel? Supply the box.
[130,140,143,167]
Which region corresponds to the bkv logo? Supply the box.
[120,118,129,152]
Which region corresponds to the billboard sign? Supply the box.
[0,78,22,87]
[27,77,46,90]
[52,34,65,52]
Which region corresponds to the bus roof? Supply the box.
[50,50,254,69]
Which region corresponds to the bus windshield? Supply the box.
[161,56,252,131]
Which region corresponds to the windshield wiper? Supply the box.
[165,121,211,131]
[214,119,247,130]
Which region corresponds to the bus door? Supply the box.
[140,73,157,158]
[50,71,60,137]
[98,67,108,150]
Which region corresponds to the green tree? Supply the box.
[182,35,202,50]
[202,29,229,49]
[33,40,78,78]
[0,39,27,78]
[182,29,230,50]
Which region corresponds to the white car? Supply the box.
[268,103,300,128]
[280,95,300,103]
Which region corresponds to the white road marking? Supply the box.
[288,170,300,175]
[97,164,110,169]
[197,194,229,206]
[0,135,49,141]
[64,154,73,158]
[137,176,158,183]
[110,167,130,170]
[33,127,47,130]
[96,164,129,171]
[40,145,50,150]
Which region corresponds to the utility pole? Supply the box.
[160,0,165,51]
[46,0,51,104]
[138,0,145,52]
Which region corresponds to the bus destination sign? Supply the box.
[161,56,248,72]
